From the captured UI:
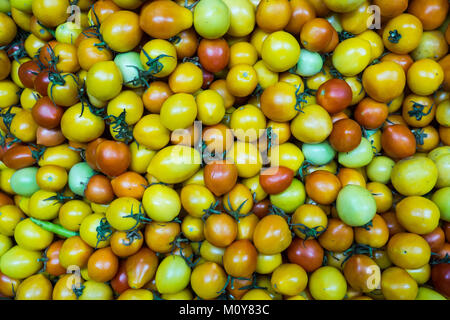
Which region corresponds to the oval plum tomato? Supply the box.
[223,239,257,277]
[328,118,362,152]
[197,38,229,73]
[17,60,40,89]
[422,227,445,253]
[381,125,416,160]
[95,140,131,177]
[85,174,115,204]
[316,79,353,114]
[259,166,294,195]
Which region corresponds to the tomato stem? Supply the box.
[95,217,113,248]
[388,29,402,44]
[408,101,433,121]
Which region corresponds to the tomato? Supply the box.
[230,104,266,142]
[17,60,40,89]
[190,261,227,300]
[168,62,203,94]
[31,0,69,28]
[258,166,293,195]
[222,239,257,277]
[381,267,418,300]
[432,187,450,222]
[10,167,38,197]
[9,110,38,143]
[387,232,431,269]
[260,82,300,122]
[416,287,447,300]
[328,118,362,153]
[197,38,229,73]
[309,266,347,300]
[300,18,335,53]
[354,98,388,130]
[319,218,354,252]
[407,59,444,96]
[0,12,17,46]
[253,214,292,254]
[0,245,42,280]
[431,263,450,297]
[287,238,323,273]
[15,273,52,300]
[408,0,449,31]
[381,125,416,160]
[391,156,438,196]
[383,14,423,55]
[261,31,300,72]
[362,61,406,103]
[86,246,118,283]
[332,38,371,77]
[343,254,380,293]
[256,0,291,32]
[14,218,53,251]
[316,79,353,114]
[124,247,158,289]
[225,64,258,97]
[395,196,440,235]
[78,280,113,300]
[144,222,180,253]
[94,140,130,178]
[194,0,230,39]
[291,104,332,143]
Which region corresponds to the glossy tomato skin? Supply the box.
[3,144,37,169]
[85,175,115,204]
[259,166,294,195]
[31,97,64,129]
[87,246,119,283]
[328,118,362,152]
[95,140,131,177]
[431,263,450,297]
[45,240,66,277]
[316,79,353,114]
[197,38,230,73]
[354,98,389,130]
[111,260,130,295]
[381,125,416,159]
[287,238,323,273]
[203,160,238,197]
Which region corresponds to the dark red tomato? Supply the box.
[287,238,323,273]
[316,79,353,114]
[423,227,446,253]
[328,118,362,152]
[197,38,230,73]
[36,126,66,146]
[95,140,131,177]
[85,174,115,204]
[45,240,66,277]
[18,60,41,89]
[381,211,406,236]
[435,242,450,260]
[0,137,17,161]
[34,70,51,96]
[32,96,64,129]
[203,160,238,197]
[110,260,130,295]
[202,69,214,89]
[252,199,271,219]
[259,166,294,195]
[354,98,389,130]
[2,144,37,169]
[85,138,105,171]
[381,124,416,159]
[431,263,450,297]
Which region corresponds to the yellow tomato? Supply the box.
[332,37,372,76]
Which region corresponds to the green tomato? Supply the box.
[296,49,324,77]
[155,255,191,294]
[10,0,32,13]
[302,141,335,166]
[114,52,145,88]
[366,156,395,184]
[336,185,376,227]
[0,245,43,280]
[431,187,450,222]
[14,218,54,251]
[270,179,305,213]
[338,137,374,168]
[68,162,96,196]
[55,22,83,45]
[0,234,12,258]
[415,287,447,300]
[194,0,231,39]
[10,167,39,197]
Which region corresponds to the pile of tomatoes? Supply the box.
[0,0,449,301]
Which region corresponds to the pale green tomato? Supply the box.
[155,255,191,294]
[431,187,450,222]
[434,154,450,188]
[270,179,306,213]
[366,156,395,184]
[194,0,231,39]
[114,52,146,88]
[68,162,96,196]
[338,137,374,168]
[10,167,39,197]
[0,0,11,13]
[326,14,343,32]
[302,141,336,166]
[336,185,376,227]
[0,245,42,280]
[55,22,83,45]
[296,49,324,77]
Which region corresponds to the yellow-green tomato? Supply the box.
[28,190,62,220]
[0,245,42,279]
[155,255,191,294]
[196,90,225,126]
[0,234,12,258]
[270,179,305,213]
[142,184,181,222]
